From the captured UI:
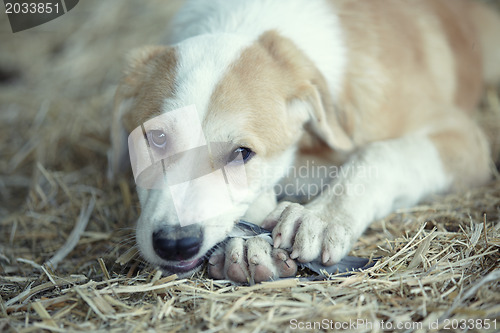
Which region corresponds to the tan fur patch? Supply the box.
[109,46,178,178]
[426,0,482,111]
[429,113,491,189]
[332,0,484,144]
[206,31,352,157]
[118,46,178,132]
[204,37,294,157]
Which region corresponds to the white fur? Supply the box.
[162,33,253,113]
[166,0,347,100]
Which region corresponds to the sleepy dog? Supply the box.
[109,0,500,283]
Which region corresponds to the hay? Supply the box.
[1,0,499,331]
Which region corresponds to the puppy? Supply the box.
[109,0,500,283]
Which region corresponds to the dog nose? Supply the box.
[152,225,202,261]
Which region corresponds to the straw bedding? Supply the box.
[1,0,499,332]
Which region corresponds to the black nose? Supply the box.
[152,225,202,261]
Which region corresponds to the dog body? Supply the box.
[111,0,500,283]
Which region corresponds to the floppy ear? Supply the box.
[258,30,353,152]
[107,89,133,181]
[297,82,354,152]
[107,46,167,182]
[122,46,168,77]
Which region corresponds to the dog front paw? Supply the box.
[262,201,357,265]
[208,236,297,284]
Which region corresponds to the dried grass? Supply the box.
[1,0,499,332]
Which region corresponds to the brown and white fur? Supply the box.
[110,0,500,283]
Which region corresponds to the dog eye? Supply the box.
[148,130,167,149]
[228,147,254,164]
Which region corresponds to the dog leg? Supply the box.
[263,117,490,265]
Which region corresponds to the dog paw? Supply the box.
[320,222,356,265]
[208,236,297,284]
[262,201,357,265]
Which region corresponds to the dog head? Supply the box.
[109,31,352,276]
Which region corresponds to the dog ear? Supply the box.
[108,46,168,182]
[123,46,167,77]
[298,82,354,152]
[259,30,353,151]
[108,90,133,182]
